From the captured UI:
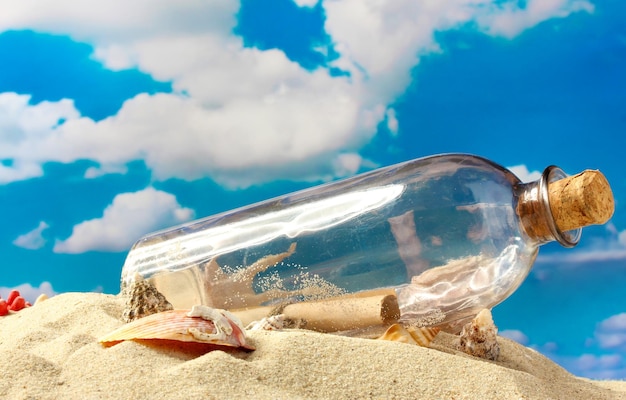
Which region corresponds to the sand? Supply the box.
[0,293,625,400]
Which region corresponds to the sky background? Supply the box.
[0,0,625,379]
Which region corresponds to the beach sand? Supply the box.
[0,292,625,400]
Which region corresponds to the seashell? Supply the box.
[246,314,287,331]
[34,293,49,305]
[377,323,440,347]
[122,273,173,322]
[457,308,499,361]
[99,305,255,350]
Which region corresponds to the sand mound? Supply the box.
[0,293,624,399]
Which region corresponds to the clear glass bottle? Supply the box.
[120,154,613,332]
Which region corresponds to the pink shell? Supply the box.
[99,306,254,350]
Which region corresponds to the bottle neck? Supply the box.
[516,166,581,248]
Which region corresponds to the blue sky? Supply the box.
[0,0,625,379]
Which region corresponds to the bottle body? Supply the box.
[121,154,552,330]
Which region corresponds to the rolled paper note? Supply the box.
[232,290,399,333]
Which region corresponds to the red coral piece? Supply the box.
[8,296,26,312]
[0,290,35,316]
[6,290,19,306]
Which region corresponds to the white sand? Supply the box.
[0,292,625,400]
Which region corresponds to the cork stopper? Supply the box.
[516,167,614,247]
[548,170,614,232]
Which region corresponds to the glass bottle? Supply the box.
[120,154,613,332]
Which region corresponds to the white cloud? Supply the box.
[0,93,79,183]
[547,313,626,378]
[500,322,626,379]
[12,221,50,250]
[84,164,128,179]
[552,313,626,378]
[600,312,626,332]
[0,1,593,187]
[292,0,318,8]
[595,313,626,351]
[53,187,194,253]
[557,353,626,380]
[600,313,626,331]
[537,227,626,264]
[0,0,239,47]
[507,164,542,183]
[385,108,399,136]
[0,281,57,303]
[618,230,626,247]
[0,161,44,184]
[500,329,530,345]
[475,0,594,38]
[530,341,559,354]
[537,249,626,263]
[597,333,626,351]
[331,153,364,178]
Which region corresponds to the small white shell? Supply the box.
[457,308,499,360]
[246,315,287,331]
[34,293,49,305]
[99,305,254,350]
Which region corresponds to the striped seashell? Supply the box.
[378,323,440,347]
[99,305,254,350]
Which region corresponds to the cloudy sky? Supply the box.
[1,0,625,379]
